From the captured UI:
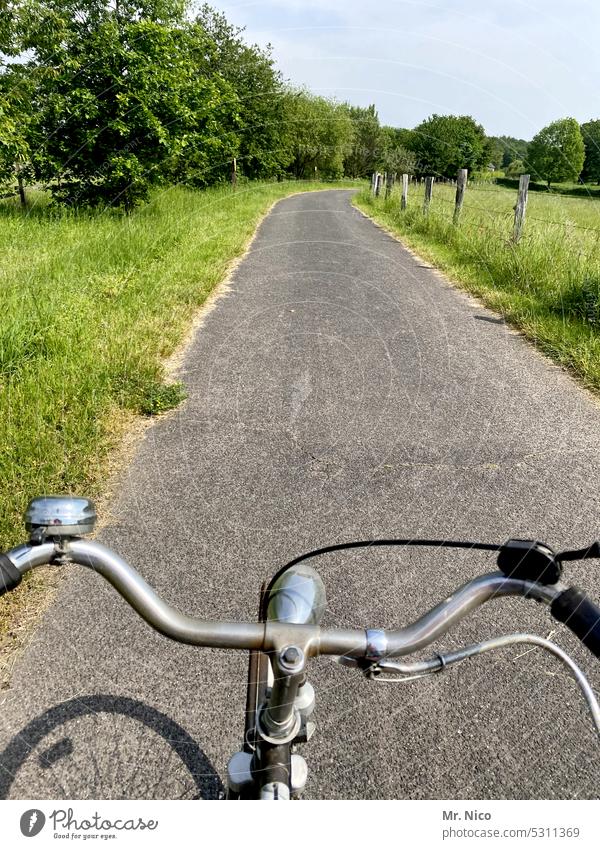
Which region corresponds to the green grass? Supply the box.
[0,179,358,553]
[354,181,600,392]
[0,178,360,665]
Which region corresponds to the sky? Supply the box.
[211,0,600,140]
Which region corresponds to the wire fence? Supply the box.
[371,171,600,240]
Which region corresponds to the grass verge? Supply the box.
[354,183,600,394]
[0,179,358,683]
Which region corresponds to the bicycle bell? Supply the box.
[24,496,97,539]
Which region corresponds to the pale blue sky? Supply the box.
[211,0,600,139]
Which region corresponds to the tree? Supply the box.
[487,136,528,170]
[376,125,416,174]
[526,118,584,187]
[408,114,489,178]
[0,1,20,53]
[20,0,240,208]
[0,64,34,204]
[283,90,353,179]
[1,2,38,203]
[195,4,291,180]
[504,158,525,178]
[581,120,600,184]
[344,104,380,178]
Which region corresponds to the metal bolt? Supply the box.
[282,646,301,666]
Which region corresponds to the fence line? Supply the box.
[370,169,600,239]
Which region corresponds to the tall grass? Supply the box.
[355,182,600,392]
[0,180,356,554]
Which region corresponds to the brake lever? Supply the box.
[338,636,600,736]
[334,655,380,678]
[334,655,444,681]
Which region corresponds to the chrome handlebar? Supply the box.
[5,538,563,659]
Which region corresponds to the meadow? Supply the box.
[355,181,600,392]
[0,180,357,653]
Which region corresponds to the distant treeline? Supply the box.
[489,121,600,187]
[1,1,599,210]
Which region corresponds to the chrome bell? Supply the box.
[24,496,97,539]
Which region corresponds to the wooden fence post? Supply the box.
[375,173,382,197]
[453,168,468,224]
[371,172,377,195]
[512,174,530,242]
[401,173,409,210]
[231,157,237,189]
[423,176,434,215]
[385,171,394,199]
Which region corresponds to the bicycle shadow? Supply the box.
[0,694,224,800]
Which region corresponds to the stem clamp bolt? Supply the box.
[281,646,302,666]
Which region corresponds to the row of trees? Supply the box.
[516,118,600,187]
[487,121,600,187]
[2,2,600,208]
[0,0,502,210]
[0,0,363,209]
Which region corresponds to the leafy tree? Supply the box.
[344,104,380,178]
[20,0,240,208]
[284,90,353,179]
[0,64,34,204]
[504,158,525,178]
[0,2,37,203]
[581,120,600,184]
[0,1,20,53]
[487,135,528,170]
[195,4,291,180]
[408,114,489,178]
[377,125,416,174]
[526,118,584,187]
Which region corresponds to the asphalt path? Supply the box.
[1,189,600,799]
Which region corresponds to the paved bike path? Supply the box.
[1,189,599,799]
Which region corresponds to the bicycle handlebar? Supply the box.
[551,588,600,658]
[1,538,566,659]
[0,551,23,594]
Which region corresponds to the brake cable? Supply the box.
[363,633,600,737]
[280,539,501,573]
[267,537,600,606]
[557,541,600,561]
[262,539,503,618]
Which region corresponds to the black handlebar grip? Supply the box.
[0,552,22,596]
[551,587,600,659]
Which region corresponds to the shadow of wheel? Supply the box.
[0,695,224,800]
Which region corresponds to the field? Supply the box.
[0,179,358,661]
[355,181,600,392]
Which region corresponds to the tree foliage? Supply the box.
[0,69,30,186]
[408,114,490,178]
[195,4,290,180]
[16,1,241,208]
[283,90,353,179]
[581,120,600,184]
[377,126,416,174]
[488,135,529,170]
[504,158,525,178]
[344,104,380,178]
[526,118,585,187]
[1,1,363,207]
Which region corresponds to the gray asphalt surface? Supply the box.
[1,189,600,800]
